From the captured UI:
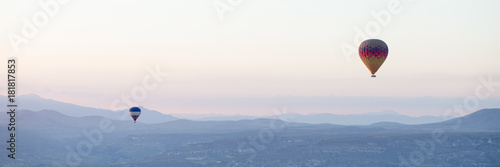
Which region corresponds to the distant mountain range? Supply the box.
[272,112,450,125]
[1,94,453,125]
[0,108,498,138]
[1,107,498,136]
[1,94,178,124]
[180,112,453,125]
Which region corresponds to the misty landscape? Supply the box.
[2,1,500,167]
[1,95,499,166]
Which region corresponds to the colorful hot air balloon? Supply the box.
[129,107,141,123]
[358,39,388,77]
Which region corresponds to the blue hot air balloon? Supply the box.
[129,107,141,123]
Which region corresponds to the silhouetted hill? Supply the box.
[422,108,500,132]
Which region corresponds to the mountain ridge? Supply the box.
[0,94,485,125]
[0,94,178,124]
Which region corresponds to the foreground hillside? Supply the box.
[0,109,499,166]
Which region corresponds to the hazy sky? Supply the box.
[1,0,499,116]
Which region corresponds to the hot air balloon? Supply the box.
[358,39,388,77]
[129,107,141,123]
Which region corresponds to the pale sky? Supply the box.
[1,0,499,116]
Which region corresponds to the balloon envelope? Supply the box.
[129,107,141,123]
[358,39,388,77]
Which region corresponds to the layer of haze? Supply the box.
[1,0,499,116]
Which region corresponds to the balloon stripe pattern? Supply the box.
[359,39,388,75]
[129,107,141,123]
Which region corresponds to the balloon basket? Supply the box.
[371,74,376,77]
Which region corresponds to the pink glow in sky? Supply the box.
[1,0,499,116]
